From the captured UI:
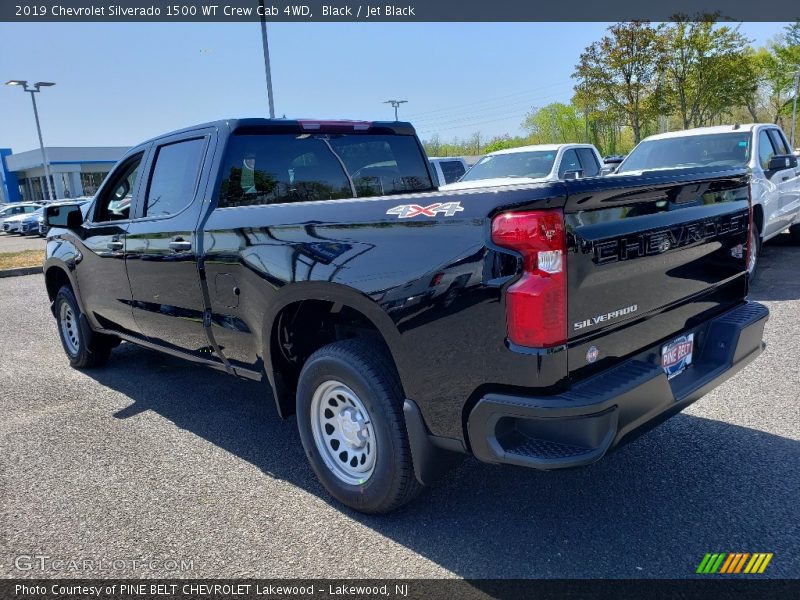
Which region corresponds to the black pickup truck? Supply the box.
[44,119,768,513]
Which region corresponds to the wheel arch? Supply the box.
[262,282,403,419]
[43,258,84,315]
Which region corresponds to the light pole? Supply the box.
[5,80,56,201]
[384,99,407,121]
[791,70,799,149]
[258,0,275,118]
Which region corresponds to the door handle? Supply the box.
[169,239,192,252]
[107,240,123,251]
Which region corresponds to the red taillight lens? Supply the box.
[491,209,567,348]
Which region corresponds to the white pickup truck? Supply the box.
[439,143,604,191]
[614,124,800,278]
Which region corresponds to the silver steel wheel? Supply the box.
[748,229,758,275]
[60,301,80,356]
[310,380,376,485]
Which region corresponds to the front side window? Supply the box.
[576,148,600,177]
[94,153,144,222]
[758,130,776,171]
[145,138,206,218]
[217,133,433,208]
[767,129,790,156]
[558,149,581,177]
[440,160,466,183]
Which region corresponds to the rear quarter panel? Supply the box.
[200,184,569,440]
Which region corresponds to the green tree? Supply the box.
[573,21,666,143]
[662,17,755,129]
[523,102,585,143]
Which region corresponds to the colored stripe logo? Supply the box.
[696,553,773,574]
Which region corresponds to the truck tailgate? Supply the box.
[563,169,750,379]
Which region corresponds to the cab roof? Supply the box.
[642,124,774,142]
[140,118,418,146]
[486,143,597,156]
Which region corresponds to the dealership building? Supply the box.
[0,146,128,203]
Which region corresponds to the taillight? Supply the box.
[491,209,567,348]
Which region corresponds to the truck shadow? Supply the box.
[90,343,799,578]
[750,233,800,301]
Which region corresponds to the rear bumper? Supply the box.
[467,301,769,469]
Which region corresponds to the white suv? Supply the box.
[615,124,800,278]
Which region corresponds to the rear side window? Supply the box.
[757,130,776,170]
[144,138,206,218]
[576,148,600,177]
[558,149,581,177]
[217,133,433,208]
[439,160,466,184]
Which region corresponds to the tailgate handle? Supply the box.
[169,238,192,252]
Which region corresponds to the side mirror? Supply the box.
[45,204,84,231]
[767,154,798,172]
[562,169,584,180]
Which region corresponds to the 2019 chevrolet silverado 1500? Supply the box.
[44,119,768,513]
[614,124,800,279]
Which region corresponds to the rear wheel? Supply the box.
[296,339,422,514]
[790,224,800,243]
[54,285,116,368]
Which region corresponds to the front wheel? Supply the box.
[54,285,115,368]
[296,339,422,514]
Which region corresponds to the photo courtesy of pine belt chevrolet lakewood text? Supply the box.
[43,118,768,513]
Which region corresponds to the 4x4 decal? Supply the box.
[386,201,464,219]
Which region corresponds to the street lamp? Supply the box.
[790,70,799,150]
[384,99,407,121]
[258,0,275,118]
[5,80,56,201]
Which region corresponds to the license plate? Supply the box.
[661,333,694,379]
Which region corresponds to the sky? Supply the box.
[0,21,791,153]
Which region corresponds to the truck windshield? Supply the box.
[617,132,752,173]
[218,133,434,208]
[460,151,557,182]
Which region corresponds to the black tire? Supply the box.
[296,339,422,514]
[747,227,762,283]
[54,285,115,368]
[789,225,800,244]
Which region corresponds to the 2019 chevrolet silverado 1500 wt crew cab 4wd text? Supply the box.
[43,119,768,514]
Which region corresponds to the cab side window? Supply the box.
[94,153,144,222]
[440,160,466,184]
[767,129,790,156]
[558,149,581,177]
[577,148,601,177]
[757,130,776,171]
[144,138,206,218]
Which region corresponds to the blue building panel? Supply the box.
[0,148,22,202]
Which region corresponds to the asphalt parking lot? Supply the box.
[0,236,798,579]
[0,232,45,253]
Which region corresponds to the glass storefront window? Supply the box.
[60,173,72,198]
[80,172,107,196]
